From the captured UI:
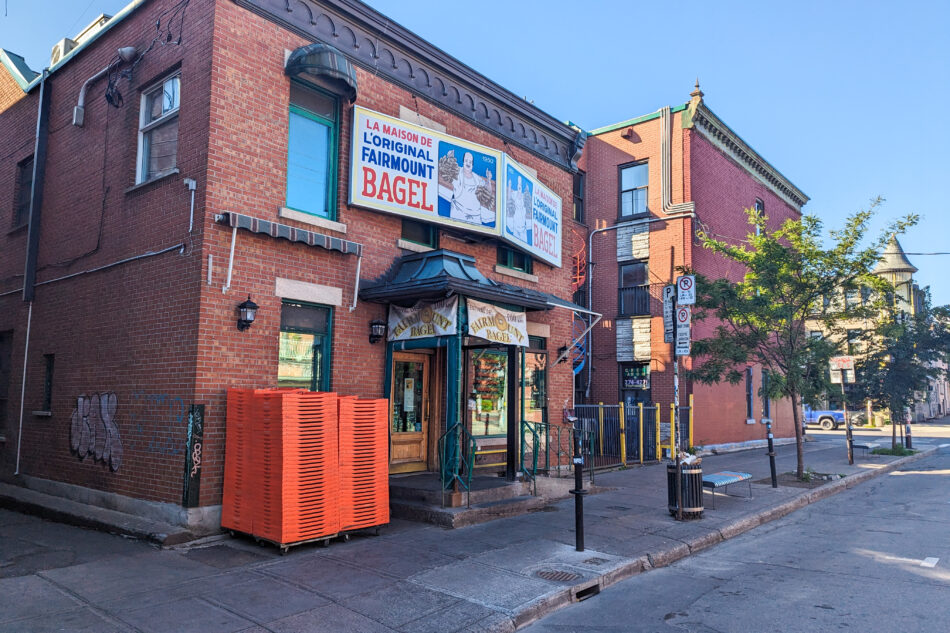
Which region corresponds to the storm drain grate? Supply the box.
[536,569,581,582]
[583,557,608,566]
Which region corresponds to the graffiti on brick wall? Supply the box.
[129,391,186,456]
[69,392,122,471]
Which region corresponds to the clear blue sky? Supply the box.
[3,0,948,302]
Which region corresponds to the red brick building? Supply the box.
[0,0,586,531]
[578,83,809,450]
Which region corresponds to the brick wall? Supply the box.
[581,103,804,447]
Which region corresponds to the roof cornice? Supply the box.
[232,0,583,171]
[690,103,809,210]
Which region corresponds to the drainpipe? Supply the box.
[16,68,52,475]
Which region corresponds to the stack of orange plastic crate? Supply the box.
[222,388,343,547]
[338,396,390,532]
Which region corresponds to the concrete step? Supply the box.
[390,476,530,507]
[0,482,195,546]
[390,493,549,528]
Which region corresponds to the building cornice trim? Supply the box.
[232,0,582,171]
[690,104,809,209]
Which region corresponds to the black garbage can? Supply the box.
[667,462,704,519]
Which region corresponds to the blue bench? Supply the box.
[702,471,753,508]
[852,442,880,457]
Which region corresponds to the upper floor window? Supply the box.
[401,219,438,249]
[754,199,764,236]
[847,329,863,355]
[12,155,33,229]
[497,245,532,274]
[618,260,649,316]
[620,162,648,217]
[287,82,338,220]
[137,74,180,183]
[572,171,585,223]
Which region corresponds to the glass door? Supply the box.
[390,352,430,473]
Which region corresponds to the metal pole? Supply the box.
[843,381,853,465]
[638,402,644,464]
[570,433,586,551]
[619,402,627,464]
[673,294,682,521]
[766,419,777,488]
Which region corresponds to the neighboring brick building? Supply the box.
[0,0,586,530]
[578,83,809,449]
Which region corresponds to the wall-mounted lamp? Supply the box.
[73,46,137,127]
[369,319,387,344]
[237,296,259,331]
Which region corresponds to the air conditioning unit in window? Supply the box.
[50,38,77,66]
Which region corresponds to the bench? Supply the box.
[852,442,880,457]
[702,471,753,508]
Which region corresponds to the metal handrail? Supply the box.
[438,422,477,508]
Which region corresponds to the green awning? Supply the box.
[285,42,357,102]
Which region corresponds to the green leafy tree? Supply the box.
[854,297,950,448]
[688,199,915,478]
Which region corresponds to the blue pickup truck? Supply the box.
[803,405,846,430]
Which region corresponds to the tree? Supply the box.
[854,297,950,448]
[688,199,915,478]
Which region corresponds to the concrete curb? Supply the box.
[507,445,940,630]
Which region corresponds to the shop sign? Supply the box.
[351,106,502,236]
[502,158,562,267]
[467,299,528,346]
[349,107,563,267]
[388,296,458,341]
[622,366,650,390]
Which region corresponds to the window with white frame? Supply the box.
[137,74,180,183]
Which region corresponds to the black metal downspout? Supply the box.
[23,69,51,302]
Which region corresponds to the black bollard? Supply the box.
[905,423,913,449]
[766,420,777,488]
[569,433,587,552]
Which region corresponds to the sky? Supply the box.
[2,0,948,302]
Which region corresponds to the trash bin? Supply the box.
[667,462,704,519]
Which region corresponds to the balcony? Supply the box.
[619,285,650,316]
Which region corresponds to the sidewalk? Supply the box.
[0,438,940,633]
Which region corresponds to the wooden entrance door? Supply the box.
[390,352,430,473]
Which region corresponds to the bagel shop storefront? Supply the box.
[359,250,580,481]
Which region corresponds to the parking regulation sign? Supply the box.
[663,285,675,343]
[677,275,696,305]
[675,306,691,356]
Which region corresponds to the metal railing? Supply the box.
[568,398,693,468]
[521,418,594,485]
[618,285,650,316]
[438,422,477,508]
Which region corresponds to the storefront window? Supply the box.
[523,351,547,424]
[620,362,650,406]
[467,349,508,437]
[278,301,331,391]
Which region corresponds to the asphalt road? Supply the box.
[525,442,950,633]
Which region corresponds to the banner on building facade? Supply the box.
[388,296,458,341]
[502,157,562,267]
[350,107,563,267]
[350,106,502,236]
[467,299,528,346]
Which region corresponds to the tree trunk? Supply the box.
[791,390,805,479]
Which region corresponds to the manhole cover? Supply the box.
[537,569,581,582]
[606,505,631,511]
[583,557,608,566]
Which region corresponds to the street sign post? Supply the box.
[829,356,856,464]
[676,275,696,305]
[663,285,675,343]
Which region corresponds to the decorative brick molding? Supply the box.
[232,0,584,171]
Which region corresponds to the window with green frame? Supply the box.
[401,219,438,248]
[497,245,532,274]
[286,83,338,219]
[278,301,332,391]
